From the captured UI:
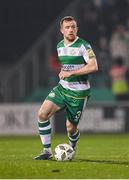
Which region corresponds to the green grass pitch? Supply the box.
[0,134,129,179]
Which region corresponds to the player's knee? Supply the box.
[38,109,48,121]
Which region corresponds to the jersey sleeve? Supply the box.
[80,43,96,63]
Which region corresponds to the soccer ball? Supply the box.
[54,143,75,161]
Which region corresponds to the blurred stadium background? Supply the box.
[0,0,129,135]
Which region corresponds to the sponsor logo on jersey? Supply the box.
[62,65,74,71]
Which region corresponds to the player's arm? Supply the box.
[59,58,98,79]
[71,57,98,76]
[71,45,98,76]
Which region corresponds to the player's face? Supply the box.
[60,20,78,42]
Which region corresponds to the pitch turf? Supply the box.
[0,134,129,179]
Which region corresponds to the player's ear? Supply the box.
[60,27,64,35]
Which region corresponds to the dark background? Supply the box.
[0,0,70,67]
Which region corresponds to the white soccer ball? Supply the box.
[54,143,75,161]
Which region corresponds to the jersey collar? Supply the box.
[64,36,79,47]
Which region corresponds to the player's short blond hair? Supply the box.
[60,16,77,27]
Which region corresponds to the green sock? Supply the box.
[68,129,80,149]
[38,120,52,153]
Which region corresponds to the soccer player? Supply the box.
[34,16,98,160]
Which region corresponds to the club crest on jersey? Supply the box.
[48,92,55,98]
[70,49,76,55]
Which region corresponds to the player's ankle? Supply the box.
[44,148,52,154]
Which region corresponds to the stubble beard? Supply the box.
[66,34,76,42]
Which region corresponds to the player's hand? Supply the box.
[59,70,72,80]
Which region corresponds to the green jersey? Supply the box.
[57,37,96,98]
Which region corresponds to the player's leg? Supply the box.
[66,96,89,150]
[34,85,65,160]
[34,100,60,160]
[66,120,80,150]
